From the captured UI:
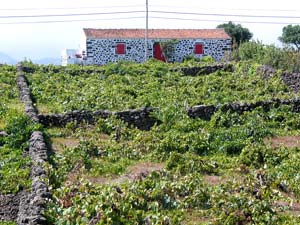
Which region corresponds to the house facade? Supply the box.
[84,28,231,65]
[61,49,86,66]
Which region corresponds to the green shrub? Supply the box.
[235,41,300,72]
[4,114,42,149]
[166,152,218,175]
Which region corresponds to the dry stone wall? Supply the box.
[172,64,234,76]
[17,64,39,123]
[282,72,300,92]
[13,65,160,224]
[9,61,300,224]
[15,65,50,225]
[186,65,300,120]
[0,192,25,222]
[257,65,300,92]
[188,98,300,120]
[17,131,50,225]
[38,107,159,131]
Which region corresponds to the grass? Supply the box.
[0,222,17,225]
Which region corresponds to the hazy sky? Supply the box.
[1,0,300,60]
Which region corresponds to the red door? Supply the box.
[153,43,166,62]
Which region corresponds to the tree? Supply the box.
[217,21,253,47]
[279,25,300,51]
[160,39,179,62]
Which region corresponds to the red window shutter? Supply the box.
[194,43,204,54]
[116,43,126,54]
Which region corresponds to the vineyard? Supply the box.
[1,57,300,224]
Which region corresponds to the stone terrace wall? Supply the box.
[188,98,300,120]
[282,72,300,92]
[17,64,39,123]
[15,65,50,225]
[0,192,25,222]
[257,65,300,92]
[17,131,50,225]
[188,66,300,120]
[171,64,234,76]
[21,65,105,76]
[38,107,159,131]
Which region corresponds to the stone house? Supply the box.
[83,28,231,65]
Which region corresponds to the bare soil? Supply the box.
[88,162,165,185]
[264,136,300,148]
[51,137,80,152]
[202,175,224,186]
[276,200,300,216]
[183,209,212,225]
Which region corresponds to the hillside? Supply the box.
[0,52,17,65]
[33,57,61,65]
[1,58,300,224]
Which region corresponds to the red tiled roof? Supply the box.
[83,28,231,39]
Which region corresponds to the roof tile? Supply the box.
[83,28,231,39]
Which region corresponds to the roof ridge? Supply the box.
[83,28,231,39]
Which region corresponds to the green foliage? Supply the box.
[0,145,31,194]
[4,114,42,149]
[0,66,18,101]
[217,21,253,47]
[45,172,210,224]
[0,114,40,194]
[200,55,215,64]
[27,60,294,114]
[210,172,280,224]
[236,40,266,61]
[239,143,289,168]
[269,150,300,195]
[166,152,218,175]
[18,60,300,224]
[0,222,17,225]
[279,25,300,51]
[160,39,179,62]
[235,40,300,72]
[0,65,35,194]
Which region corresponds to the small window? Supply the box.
[194,43,204,54]
[116,43,126,54]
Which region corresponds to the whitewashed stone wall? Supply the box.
[86,38,231,65]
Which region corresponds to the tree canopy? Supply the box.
[217,21,253,47]
[279,25,300,51]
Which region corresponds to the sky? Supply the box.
[1,0,300,62]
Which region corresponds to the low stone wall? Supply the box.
[17,64,39,123]
[12,65,160,224]
[256,65,277,80]
[15,65,50,224]
[257,65,300,92]
[17,131,50,225]
[188,98,300,120]
[282,72,300,92]
[114,107,159,130]
[187,104,217,120]
[38,107,159,131]
[172,64,234,76]
[22,65,105,76]
[0,192,25,222]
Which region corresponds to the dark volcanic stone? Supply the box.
[0,191,26,221]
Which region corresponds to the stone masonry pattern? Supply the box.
[86,38,231,65]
